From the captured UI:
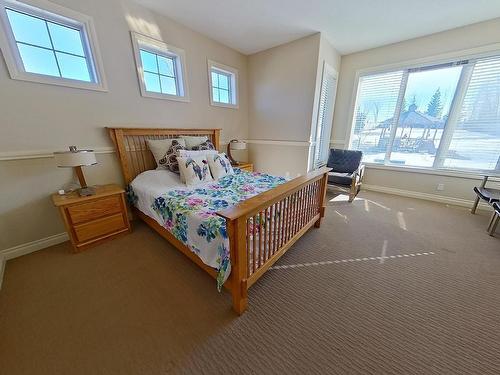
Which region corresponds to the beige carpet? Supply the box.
[1,191,499,375]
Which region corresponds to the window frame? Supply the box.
[131,32,189,102]
[0,0,107,91]
[207,59,238,109]
[346,44,500,175]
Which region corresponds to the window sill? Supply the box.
[140,90,190,102]
[209,101,238,109]
[364,163,500,181]
[8,70,108,92]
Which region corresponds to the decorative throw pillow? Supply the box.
[191,140,215,151]
[147,138,186,169]
[177,149,218,183]
[207,153,234,180]
[177,155,214,186]
[181,136,209,149]
[160,140,186,173]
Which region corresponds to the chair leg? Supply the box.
[471,196,480,214]
[487,211,496,231]
[488,214,499,236]
[348,186,355,202]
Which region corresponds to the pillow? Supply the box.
[177,149,218,183]
[177,155,214,186]
[207,153,234,180]
[177,149,218,158]
[147,138,186,168]
[181,136,208,149]
[161,140,186,173]
[192,140,215,151]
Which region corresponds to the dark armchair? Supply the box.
[326,149,365,202]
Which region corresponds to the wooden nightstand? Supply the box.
[52,184,131,252]
[233,162,254,172]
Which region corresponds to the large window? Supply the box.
[350,55,500,172]
[0,0,106,90]
[208,60,238,108]
[131,32,189,102]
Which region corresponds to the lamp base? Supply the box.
[78,186,96,196]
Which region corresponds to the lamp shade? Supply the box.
[54,147,97,167]
[229,140,247,150]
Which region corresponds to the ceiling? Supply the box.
[134,0,500,55]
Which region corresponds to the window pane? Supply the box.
[17,43,59,76]
[143,72,161,92]
[160,76,177,95]
[388,66,462,167]
[218,88,229,103]
[350,71,404,163]
[158,55,175,77]
[6,9,51,48]
[211,71,218,87]
[218,73,229,89]
[212,87,219,102]
[140,50,158,73]
[56,52,91,81]
[47,22,85,56]
[444,57,500,171]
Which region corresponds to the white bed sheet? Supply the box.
[130,169,185,225]
[130,169,213,225]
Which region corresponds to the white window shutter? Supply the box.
[313,62,338,169]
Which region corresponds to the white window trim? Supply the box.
[207,59,238,109]
[130,31,189,102]
[345,43,500,174]
[0,0,107,91]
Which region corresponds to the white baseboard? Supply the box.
[0,232,69,261]
[0,232,68,289]
[363,184,491,211]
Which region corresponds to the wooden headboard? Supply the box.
[107,127,221,184]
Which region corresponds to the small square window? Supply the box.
[131,32,189,102]
[0,0,106,91]
[208,60,238,108]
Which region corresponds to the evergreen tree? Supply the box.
[426,88,443,118]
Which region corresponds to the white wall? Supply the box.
[247,33,341,177]
[0,0,249,250]
[332,18,500,201]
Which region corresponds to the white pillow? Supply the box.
[181,136,208,149]
[147,138,186,168]
[177,150,218,182]
[177,149,218,158]
[177,155,214,186]
[207,153,234,180]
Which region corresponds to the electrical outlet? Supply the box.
[437,183,445,191]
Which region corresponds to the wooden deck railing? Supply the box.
[217,167,330,314]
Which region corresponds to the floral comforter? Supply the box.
[151,170,287,290]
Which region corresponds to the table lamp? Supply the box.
[54,146,97,196]
[227,139,247,165]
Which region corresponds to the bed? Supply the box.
[108,127,330,314]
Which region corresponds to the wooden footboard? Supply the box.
[217,167,330,314]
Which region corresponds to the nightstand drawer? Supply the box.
[68,195,122,224]
[73,213,127,243]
